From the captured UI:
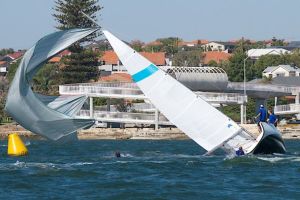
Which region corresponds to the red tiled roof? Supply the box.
[7,52,24,60]
[203,51,232,64]
[99,73,133,82]
[0,61,7,65]
[140,52,166,66]
[58,50,71,57]
[48,57,61,63]
[100,51,166,66]
[100,50,119,65]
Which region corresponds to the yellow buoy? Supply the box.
[7,133,28,156]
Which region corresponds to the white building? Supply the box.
[262,65,300,78]
[202,42,224,51]
[247,48,290,60]
[202,42,236,53]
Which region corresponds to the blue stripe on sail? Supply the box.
[132,64,159,82]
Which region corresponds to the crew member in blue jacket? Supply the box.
[256,104,267,123]
[267,109,278,127]
[236,146,245,156]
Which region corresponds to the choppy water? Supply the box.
[0,139,299,199]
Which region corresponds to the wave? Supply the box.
[0,161,94,170]
[257,156,300,163]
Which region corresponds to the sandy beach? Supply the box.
[0,123,300,140]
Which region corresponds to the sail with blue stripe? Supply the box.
[103,30,259,154]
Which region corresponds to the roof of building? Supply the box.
[58,50,71,57]
[99,73,133,82]
[6,51,24,60]
[48,57,62,63]
[100,51,166,66]
[263,65,300,73]
[272,76,300,86]
[0,61,7,65]
[263,66,278,73]
[248,48,290,58]
[205,41,236,46]
[140,52,166,66]
[100,50,119,65]
[203,51,232,64]
[287,41,300,47]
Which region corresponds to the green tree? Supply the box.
[157,37,181,56]
[0,48,14,56]
[253,54,289,78]
[7,60,21,83]
[173,51,203,67]
[53,0,102,83]
[131,40,144,52]
[207,60,218,67]
[224,39,257,81]
[143,44,163,53]
[61,49,100,84]
[289,49,300,67]
[53,0,102,51]
[271,37,285,46]
[226,50,255,82]
[32,64,62,95]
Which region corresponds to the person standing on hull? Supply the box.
[255,104,267,132]
[267,109,278,127]
[256,105,267,123]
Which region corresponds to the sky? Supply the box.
[1,0,300,49]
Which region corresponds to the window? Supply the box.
[276,73,285,77]
[289,71,296,77]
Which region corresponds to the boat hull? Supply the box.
[251,122,286,154]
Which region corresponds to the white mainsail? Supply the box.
[103,30,259,154]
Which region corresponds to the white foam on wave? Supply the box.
[10,161,94,170]
[120,153,133,158]
[257,156,300,163]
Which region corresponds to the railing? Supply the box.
[60,82,247,104]
[95,103,156,112]
[59,84,145,99]
[196,92,247,104]
[274,104,300,115]
[228,82,300,94]
[77,110,171,125]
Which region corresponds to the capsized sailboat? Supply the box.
[103,30,286,155]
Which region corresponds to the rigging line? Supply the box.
[81,11,101,28]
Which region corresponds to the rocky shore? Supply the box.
[0,124,300,140]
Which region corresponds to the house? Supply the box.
[247,48,290,60]
[0,61,9,75]
[48,50,71,64]
[99,51,166,72]
[178,40,209,47]
[48,57,62,63]
[2,51,25,63]
[262,65,300,78]
[202,42,236,53]
[203,51,231,65]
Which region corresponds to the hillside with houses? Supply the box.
[1,36,300,122]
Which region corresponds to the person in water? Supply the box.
[267,109,278,127]
[115,151,121,158]
[236,146,245,156]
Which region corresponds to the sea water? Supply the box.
[0,139,299,199]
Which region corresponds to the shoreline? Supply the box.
[0,124,300,140]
